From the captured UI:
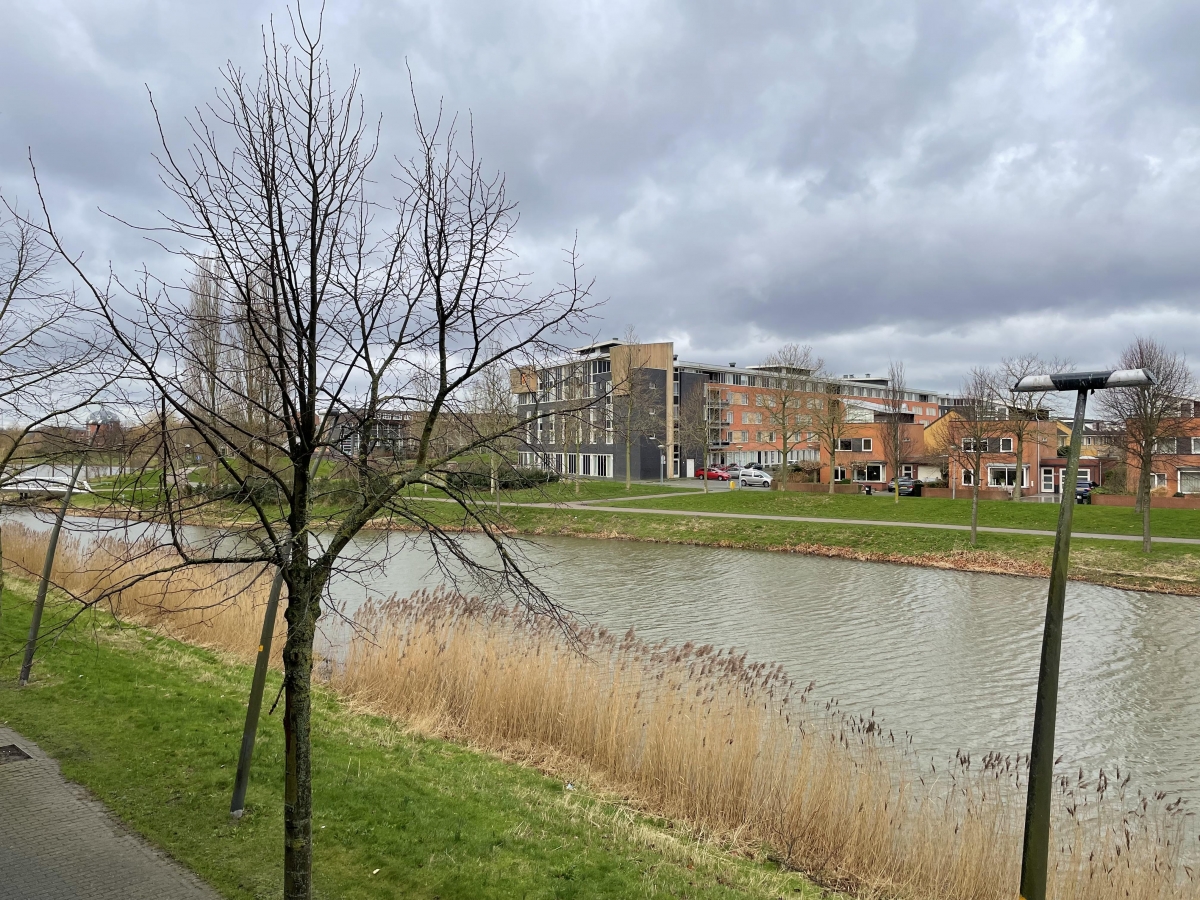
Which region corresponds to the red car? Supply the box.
[695,467,730,481]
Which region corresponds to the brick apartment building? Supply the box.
[512,339,945,484]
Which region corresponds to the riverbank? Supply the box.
[0,580,821,900]
[32,480,1200,595]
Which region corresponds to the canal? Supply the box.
[5,508,1198,800]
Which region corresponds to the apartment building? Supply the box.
[512,340,944,483]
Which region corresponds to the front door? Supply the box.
[1042,467,1055,494]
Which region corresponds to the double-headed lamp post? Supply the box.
[1012,368,1156,900]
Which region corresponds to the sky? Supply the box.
[2,0,1199,393]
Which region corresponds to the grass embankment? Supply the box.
[3,525,1195,900]
[0,581,818,900]
[607,490,1200,538]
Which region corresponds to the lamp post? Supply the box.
[1012,368,1156,900]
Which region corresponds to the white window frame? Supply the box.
[1152,472,1167,489]
[1000,437,1013,453]
[833,466,847,481]
[861,438,873,452]
[1041,467,1054,493]
[1192,437,1200,455]
[901,464,914,478]
[962,468,975,486]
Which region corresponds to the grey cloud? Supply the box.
[2,0,1199,392]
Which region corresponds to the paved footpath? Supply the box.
[0,726,220,900]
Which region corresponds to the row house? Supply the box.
[1124,402,1200,495]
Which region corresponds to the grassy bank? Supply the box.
[606,489,1200,539]
[0,580,819,899]
[491,504,1200,596]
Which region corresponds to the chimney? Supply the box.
[729,363,736,368]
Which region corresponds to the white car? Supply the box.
[738,468,773,488]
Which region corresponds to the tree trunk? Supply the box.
[1012,433,1024,502]
[971,474,980,546]
[1141,447,1153,553]
[282,569,319,900]
[491,452,500,514]
[0,524,4,631]
[1135,444,1151,514]
[702,449,708,493]
[777,441,787,491]
[625,437,632,490]
[828,450,836,494]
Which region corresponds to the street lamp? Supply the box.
[1012,367,1156,900]
[650,436,665,484]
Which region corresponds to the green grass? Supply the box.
[491,505,1200,594]
[0,585,820,900]
[601,490,1200,539]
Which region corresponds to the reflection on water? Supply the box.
[5,508,1198,799]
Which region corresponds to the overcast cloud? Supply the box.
[3,0,1199,391]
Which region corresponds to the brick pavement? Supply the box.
[0,726,220,900]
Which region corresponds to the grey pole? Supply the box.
[1017,387,1087,900]
[19,453,89,686]
[230,561,286,817]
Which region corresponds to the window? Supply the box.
[566,454,578,475]
[837,437,872,452]
[1180,470,1200,494]
[743,411,763,425]
[853,464,883,482]
[755,395,776,408]
[962,468,975,486]
[1155,437,1178,454]
[732,392,749,405]
[901,464,914,478]
[1000,438,1013,453]
[987,465,1029,487]
[1193,437,1200,455]
[755,431,776,443]
[582,454,592,476]
[1152,473,1167,489]
[834,466,847,481]
[861,438,873,452]
[838,438,853,452]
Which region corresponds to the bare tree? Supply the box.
[993,355,1066,502]
[1097,337,1194,553]
[811,375,851,494]
[35,11,591,897]
[880,359,907,504]
[674,379,712,492]
[610,327,660,489]
[760,344,822,490]
[941,368,1004,546]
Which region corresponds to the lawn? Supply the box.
[0,583,819,900]
[601,489,1200,539]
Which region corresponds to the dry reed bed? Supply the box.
[2,523,1196,900]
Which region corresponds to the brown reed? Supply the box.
[3,523,1195,900]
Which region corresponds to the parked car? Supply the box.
[1075,474,1093,504]
[885,477,923,496]
[695,467,730,481]
[738,468,773,488]
[723,464,744,476]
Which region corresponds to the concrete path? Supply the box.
[0,726,219,900]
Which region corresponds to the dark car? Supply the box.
[1075,474,1093,504]
[894,477,922,496]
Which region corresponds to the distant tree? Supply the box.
[880,359,907,504]
[1097,337,1194,553]
[760,344,823,490]
[611,326,661,489]
[675,380,713,493]
[811,374,851,494]
[941,368,1004,546]
[992,355,1066,502]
